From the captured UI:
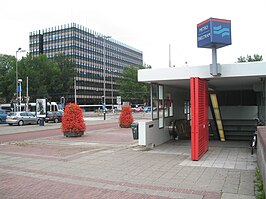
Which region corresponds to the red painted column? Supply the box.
[190,77,209,161]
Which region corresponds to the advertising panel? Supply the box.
[36,99,47,118]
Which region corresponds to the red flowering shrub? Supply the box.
[119,106,134,128]
[61,103,86,133]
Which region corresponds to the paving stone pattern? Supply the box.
[0,122,257,199]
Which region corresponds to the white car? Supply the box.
[6,112,39,126]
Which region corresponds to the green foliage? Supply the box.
[0,53,76,103]
[237,54,263,63]
[19,54,57,99]
[255,168,265,199]
[0,54,16,101]
[50,54,76,100]
[117,65,149,103]
[143,63,152,69]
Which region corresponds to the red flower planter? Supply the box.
[61,103,86,137]
[119,106,133,128]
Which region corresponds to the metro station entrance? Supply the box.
[138,62,266,162]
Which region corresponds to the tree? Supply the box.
[17,54,62,101]
[0,54,16,103]
[143,63,152,69]
[117,65,149,104]
[50,54,76,100]
[0,53,76,103]
[237,54,263,63]
[19,54,76,102]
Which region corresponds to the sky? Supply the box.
[1,0,266,68]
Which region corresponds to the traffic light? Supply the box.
[60,97,65,105]
[101,96,105,104]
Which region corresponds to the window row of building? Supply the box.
[30,25,142,57]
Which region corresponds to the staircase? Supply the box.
[222,119,257,141]
[209,92,258,141]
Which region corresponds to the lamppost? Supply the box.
[107,68,114,113]
[111,74,114,113]
[95,35,111,120]
[103,36,111,120]
[16,48,25,112]
[74,77,77,104]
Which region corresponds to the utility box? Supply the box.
[131,121,139,140]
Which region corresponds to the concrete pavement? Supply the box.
[0,117,257,199]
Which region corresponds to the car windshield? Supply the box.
[27,112,35,117]
[55,111,63,116]
[8,112,16,116]
[47,112,53,116]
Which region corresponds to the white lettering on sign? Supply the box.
[198,25,209,33]
[197,33,211,41]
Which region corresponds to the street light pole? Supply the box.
[102,36,111,120]
[111,74,114,113]
[103,39,106,120]
[74,77,77,104]
[26,76,29,112]
[94,35,111,120]
[15,48,25,112]
[18,79,22,111]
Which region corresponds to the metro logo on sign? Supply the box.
[197,18,231,49]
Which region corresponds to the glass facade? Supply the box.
[29,23,143,105]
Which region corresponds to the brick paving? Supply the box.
[0,118,257,199]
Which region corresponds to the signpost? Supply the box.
[36,99,47,118]
[117,96,122,110]
[117,96,121,105]
[197,18,232,76]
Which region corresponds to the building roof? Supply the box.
[138,62,266,91]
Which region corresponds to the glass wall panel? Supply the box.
[152,84,158,120]
[158,85,164,128]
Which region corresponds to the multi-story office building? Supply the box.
[29,23,143,105]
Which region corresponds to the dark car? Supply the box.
[45,111,63,123]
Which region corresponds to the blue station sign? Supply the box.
[197,18,231,49]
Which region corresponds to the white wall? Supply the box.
[138,85,190,147]
[138,120,170,146]
[220,106,258,120]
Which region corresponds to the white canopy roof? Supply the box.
[138,62,266,91]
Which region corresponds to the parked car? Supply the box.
[45,111,63,123]
[0,109,8,124]
[135,107,144,112]
[6,112,39,126]
[143,106,151,112]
